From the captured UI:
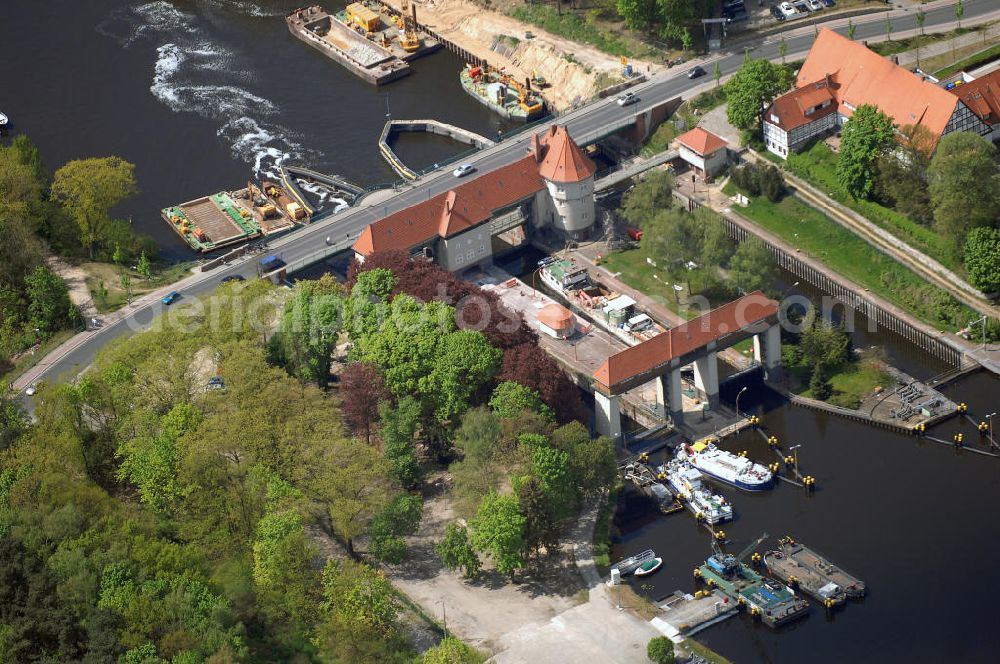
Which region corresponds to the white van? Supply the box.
[624,313,653,332]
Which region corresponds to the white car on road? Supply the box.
[452,164,475,178]
[779,2,797,17]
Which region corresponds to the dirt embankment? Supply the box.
[381,0,660,110]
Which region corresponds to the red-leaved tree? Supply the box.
[499,343,585,424]
[339,361,391,444]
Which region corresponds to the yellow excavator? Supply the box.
[398,0,421,52]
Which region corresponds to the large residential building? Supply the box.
[763,29,993,158]
[353,125,597,272]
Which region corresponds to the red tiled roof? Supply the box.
[536,125,597,183]
[793,29,959,137]
[949,69,1000,125]
[765,78,838,131]
[593,292,778,392]
[354,154,545,255]
[676,127,728,156]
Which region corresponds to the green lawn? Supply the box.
[933,42,1000,78]
[735,192,979,332]
[782,142,961,273]
[800,360,891,410]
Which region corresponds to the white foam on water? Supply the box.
[100,2,306,178]
[296,181,351,212]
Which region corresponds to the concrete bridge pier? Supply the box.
[693,351,720,409]
[655,370,685,426]
[595,391,622,438]
[753,324,782,380]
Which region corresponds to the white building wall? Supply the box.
[439,225,492,271]
[545,177,595,237]
[678,145,706,172]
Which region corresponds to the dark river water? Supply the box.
[1,0,514,259]
[6,2,1000,661]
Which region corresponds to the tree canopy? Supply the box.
[836,104,896,199]
[51,156,138,258]
[964,227,1000,293]
[928,131,1000,247]
[724,59,794,131]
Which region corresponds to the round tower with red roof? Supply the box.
[532,125,597,238]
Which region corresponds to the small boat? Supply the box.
[676,439,774,492]
[633,557,663,577]
[539,258,588,292]
[0,112,8,127]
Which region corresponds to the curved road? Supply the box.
[14,0,997,402]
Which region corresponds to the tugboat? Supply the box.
[764,536,865,605]
[460,64,546,121]
[677,439,774,492]
[658,459,733,524]
[697,534,809,629]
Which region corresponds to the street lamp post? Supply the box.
[436,600,447,635]
[735,386,748,417]
[987,412,997,450]
[789,444,802,478]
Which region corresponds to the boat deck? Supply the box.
[162,192,262,253]
[333,9,441,62]
[654,590,739,637]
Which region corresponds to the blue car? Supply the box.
[823,0,835,6]
[162,291,181,305]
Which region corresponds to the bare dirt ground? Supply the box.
[45,255,98,322]
[385,475,588,654]
[380,0,661,110]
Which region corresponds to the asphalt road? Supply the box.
[14,0,996,402]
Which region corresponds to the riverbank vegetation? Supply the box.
[725,174,987,335]
[603,168,778,317]
[0,135,165,376]
[0,270,532,662]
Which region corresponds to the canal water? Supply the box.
[1,0,515,259]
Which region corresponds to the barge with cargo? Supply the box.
[460,63,546,121]
[697,537,809,629]
[764,536,866,606]
[287,4,441,85]
[659,459,733,525]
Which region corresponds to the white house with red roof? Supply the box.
[675,127,729,178]
[353,125,596,272]
[763,29,992,159]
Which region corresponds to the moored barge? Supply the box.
[764,536,866,605]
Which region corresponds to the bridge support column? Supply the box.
[595,391,622,439]
[753,324,783,380]
[655,370,684,426]
[693,352,720,409]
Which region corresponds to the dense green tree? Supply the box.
[272,282,344,386]
[728,238,776,295]
[616,0,657,31]
[25,264,77,336]
[470,492,527,576]
[622,169,675,229]
[724,58,794,130]
[51,156,138,257]
[530,445,574,519]
[452,406,502,463]
[874,124,935,226]
[252,508,319,631]
[551,422,618,498]
[928,132,1000,247]
[421,636,486,664]
[436,522,482,579]
[379,396,423,489]
[809,363,833,401]
[696,208,735,268]
[646,207,702,290]
[136,251,151,280]
[836,104,896,199]
[368,494,423,564]
[517,477,561,557]
[489,381,552,420]
[963,227,1000,293]
[647,636,676,664]
[799,318,851,368]
[0,387,27,451]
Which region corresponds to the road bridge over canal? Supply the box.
[14,0,1000,398]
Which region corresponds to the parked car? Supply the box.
[779,2,798,17]
[452,163,475,178]
[806,0,823,10]
[220,274,245,284]
[207,376,226,390]
[823,0,836,6]
[771,5,786,20]
[162,291,181,305]
[687,66,706,79]
[25,384,37,396]
[616,92,639,106]
[792,1,810,14]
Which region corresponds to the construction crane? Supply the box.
[708,532,768,577]
[399,0,421,52]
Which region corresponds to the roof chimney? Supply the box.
[531,132,541,163]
